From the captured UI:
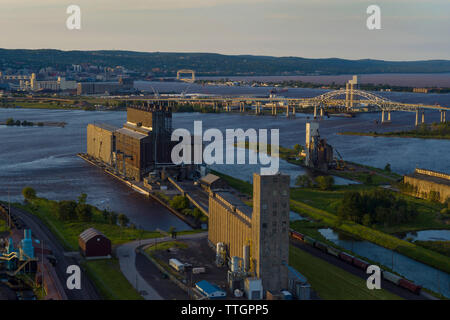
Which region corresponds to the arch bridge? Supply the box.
[115,88,449,125]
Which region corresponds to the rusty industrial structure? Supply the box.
[304,121,334,171]
[208,173,290,297]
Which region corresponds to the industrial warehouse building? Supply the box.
[208,173,290,296]
[403,168,450,203]
[199,174,228,192]
[86,123,117,165]
[86,105,173,181]
[79,228,111,258]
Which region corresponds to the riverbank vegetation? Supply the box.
[16,187,164,300]
[213,171,450,273]
[154,193,207,225]
[17,187,160,250]
[414,241,450,258]
[337,189,417,227]
[339,122,450,140]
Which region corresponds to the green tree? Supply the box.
[295,174,312,188]
[6,118,14,126]
[384,163,391,172]
[316,176,334,191]
[22,187,36,201]
[118,213,129,227]
[102,209,109,222]
[109,212,118,225]
[362,214,371,226]
[169,226,177,239]
[169,196,190,211]
[293,144,302,154]
[75,193,92,222]
[57,200,77,221]
[192,208,203,221]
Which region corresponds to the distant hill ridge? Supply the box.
[1,48,449,76]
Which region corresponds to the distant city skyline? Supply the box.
[1,0,449,61]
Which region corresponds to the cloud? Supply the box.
[1,0,268,11]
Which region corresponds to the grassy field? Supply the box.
[145,241,188,254]
[144,241,189,281]
[338,122,450,140]
[82,259,143,300]
[289,245,402,300]
[213,171,450,274]
[16,198,161,251]
[414,241,450,258]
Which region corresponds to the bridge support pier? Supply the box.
[286,105,289,117]
[320,107,324,119]
[292,105,296,117]
[422,111,425,124]
[440,110,446,123]
[314,105,317,119]
[388,111,391,122]
[381,110,385,123]
[415,109,419,126]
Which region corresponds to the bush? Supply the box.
[75,193,93,222]
[57,200,77,221]
[295,174,312,188]
[109,212,118,225]
[22,187,36,201]
[75,203,93,222]
[338,189,417,227]
[6,118,14,126]
[169,196,190,211]
[316,176,334,190]
[192,208,204,221]
[118,213,130,227]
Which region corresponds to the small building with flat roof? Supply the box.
[195,280,226,299]
[199,173,227,192]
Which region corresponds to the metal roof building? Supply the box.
[78,228,111,258]
[195,280,226,299]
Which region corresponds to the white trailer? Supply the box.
[169,258,185,272]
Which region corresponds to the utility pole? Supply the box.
[392,251,394,270]
[8,190,11,229]
[42,239,44,298]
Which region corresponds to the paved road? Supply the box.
[116,232,207,300]
[11,207,100,300]
[290,238,431,300]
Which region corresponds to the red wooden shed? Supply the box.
[79,228,111,258]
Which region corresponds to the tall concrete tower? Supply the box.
[252,173,290,294]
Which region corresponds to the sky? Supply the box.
[1,0,449,60]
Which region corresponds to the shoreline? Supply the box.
[338,131,450,140]
[76,153,199,229]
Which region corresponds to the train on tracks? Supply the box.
[289,229,422,295]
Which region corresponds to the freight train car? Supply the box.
[398,279,422,295]
[352,258,370,271]
[290,230,304,241]
[303,236,316,246]
[339,252,354,264]
[326,246,340,257]
[314,241,328,253]
[382,271,402,285]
